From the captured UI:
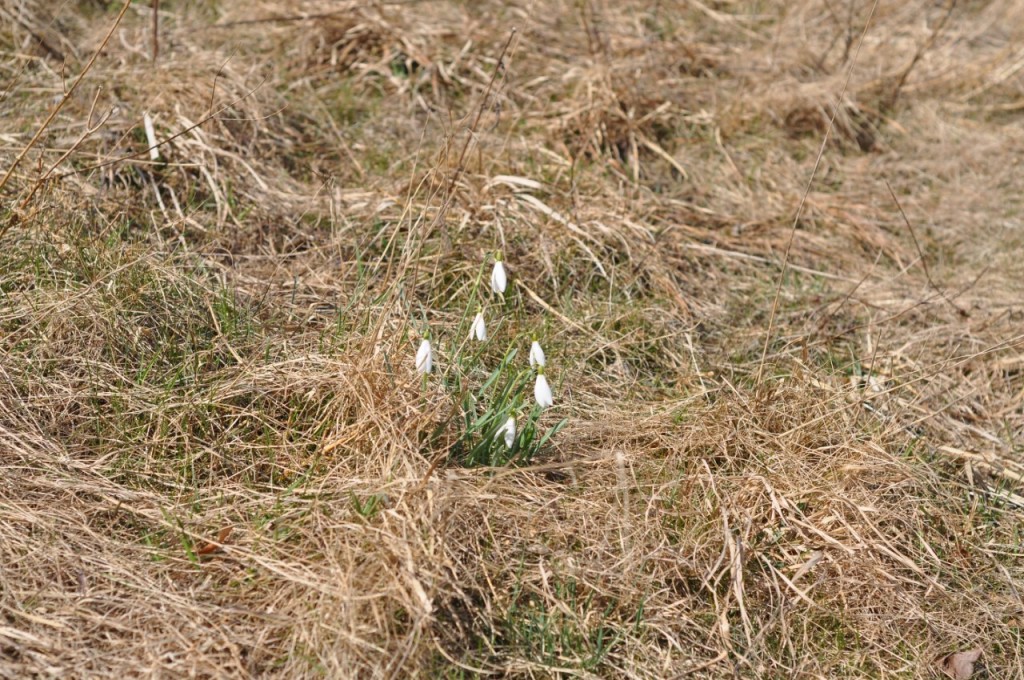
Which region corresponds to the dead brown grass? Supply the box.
[2,0,1023,677]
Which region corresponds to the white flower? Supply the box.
[491,258,507,295]
[470,311,487,341]
[415,339,432,374]
[534,369,553,409]
[498,415,516,449]
[529,340,546,367]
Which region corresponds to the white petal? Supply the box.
[415,339,432,374]
[534,374,553,409]
[500,416,516,448]
[491,261,507,295]
[471,312,487,341]
[529,341,546,367]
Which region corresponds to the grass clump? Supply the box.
[444,346,567,467]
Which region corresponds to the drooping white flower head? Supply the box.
[498,415,516,449]
[470,310,487,342]
[534,367,553,409]
[491,252,507,296]
[529,337,546,368]
[415,338,432,374]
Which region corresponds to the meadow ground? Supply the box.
[2,1,1023,677]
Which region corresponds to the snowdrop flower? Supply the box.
[490,251,507,296]
[529,336,546,368]
[534,367,553,409]
[470,309,487,342]
[498,415,516,449]
[415,337,432,374]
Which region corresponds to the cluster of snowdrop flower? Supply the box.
[414,251,554,451]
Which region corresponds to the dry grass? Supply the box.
[2,0,1023,677]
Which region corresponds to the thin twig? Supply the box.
[885,179,967,316]
[435,29,517,228]
[887,0,956,109]
[45,79,267,182]
[756,0,880,384]
[0,0,132,200]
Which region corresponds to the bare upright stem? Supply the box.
[152,0,160,62]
